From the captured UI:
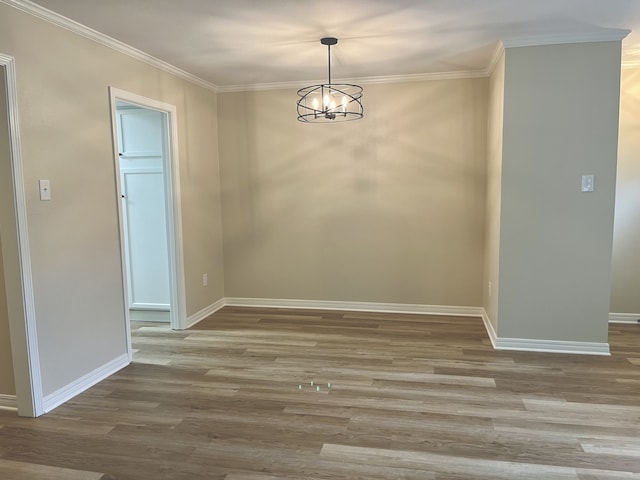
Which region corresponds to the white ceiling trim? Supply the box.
[217,70,489,93]
[484,42,506,77]
[1,0,219,92]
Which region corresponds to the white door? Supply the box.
[117,105,170,312]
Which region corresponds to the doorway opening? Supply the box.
[109,88,186,348]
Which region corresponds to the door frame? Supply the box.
[108,88,187,351]
[0,54,44,417]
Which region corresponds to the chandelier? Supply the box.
[297,37,364,123]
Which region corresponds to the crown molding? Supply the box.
[484,42,505,76]
[502,29,630,49]
[217,69,488,93]
[1,0,219,92]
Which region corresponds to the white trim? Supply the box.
[42,354,129,414]
[0,53,44,417]
[162,98,188,331]
[502,30,630,49]
[1,0,218,93]
[480,308,498,349]
[224,297,484,317]
[479,309,609,356]
[0,394,17,411]
[186,298,226,329]
[109,88,188,336]
[217,70,488,93]
[223,299,608,355]
[493,337,610,356]
[130,302,170,311]
[609,313,640,324]
[120,166,164,174]
[484,42,505,77]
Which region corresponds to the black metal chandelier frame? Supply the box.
[296,37,364,123]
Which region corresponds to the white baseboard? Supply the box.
[42,353,130,414]
[480,309,609,356]
[0,394,17,411]
[224,297,484,317]
[186,298,226,329]
[609,313,640,324]
[480,309,498,349]
[187,300,612,356]
[493,337,610,355]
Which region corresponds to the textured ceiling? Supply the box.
[25,0,640,88]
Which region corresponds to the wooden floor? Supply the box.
[1,307,639,479]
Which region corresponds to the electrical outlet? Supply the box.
[488,281,492,297]
[202,273,208,286]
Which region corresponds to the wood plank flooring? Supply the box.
[0,307,639,479]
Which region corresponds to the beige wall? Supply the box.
[0,236,15,397]
[497,42,621,342]
[0,3,224,398]
[483,51,505,331]
[611,68,640,314]
[0,68,16,397]
[219,79,488,306]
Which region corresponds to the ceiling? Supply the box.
[25,0,640,89]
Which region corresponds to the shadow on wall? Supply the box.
[218,78,488,305]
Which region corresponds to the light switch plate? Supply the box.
[39,179,51,200]
[581,174,594,193]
